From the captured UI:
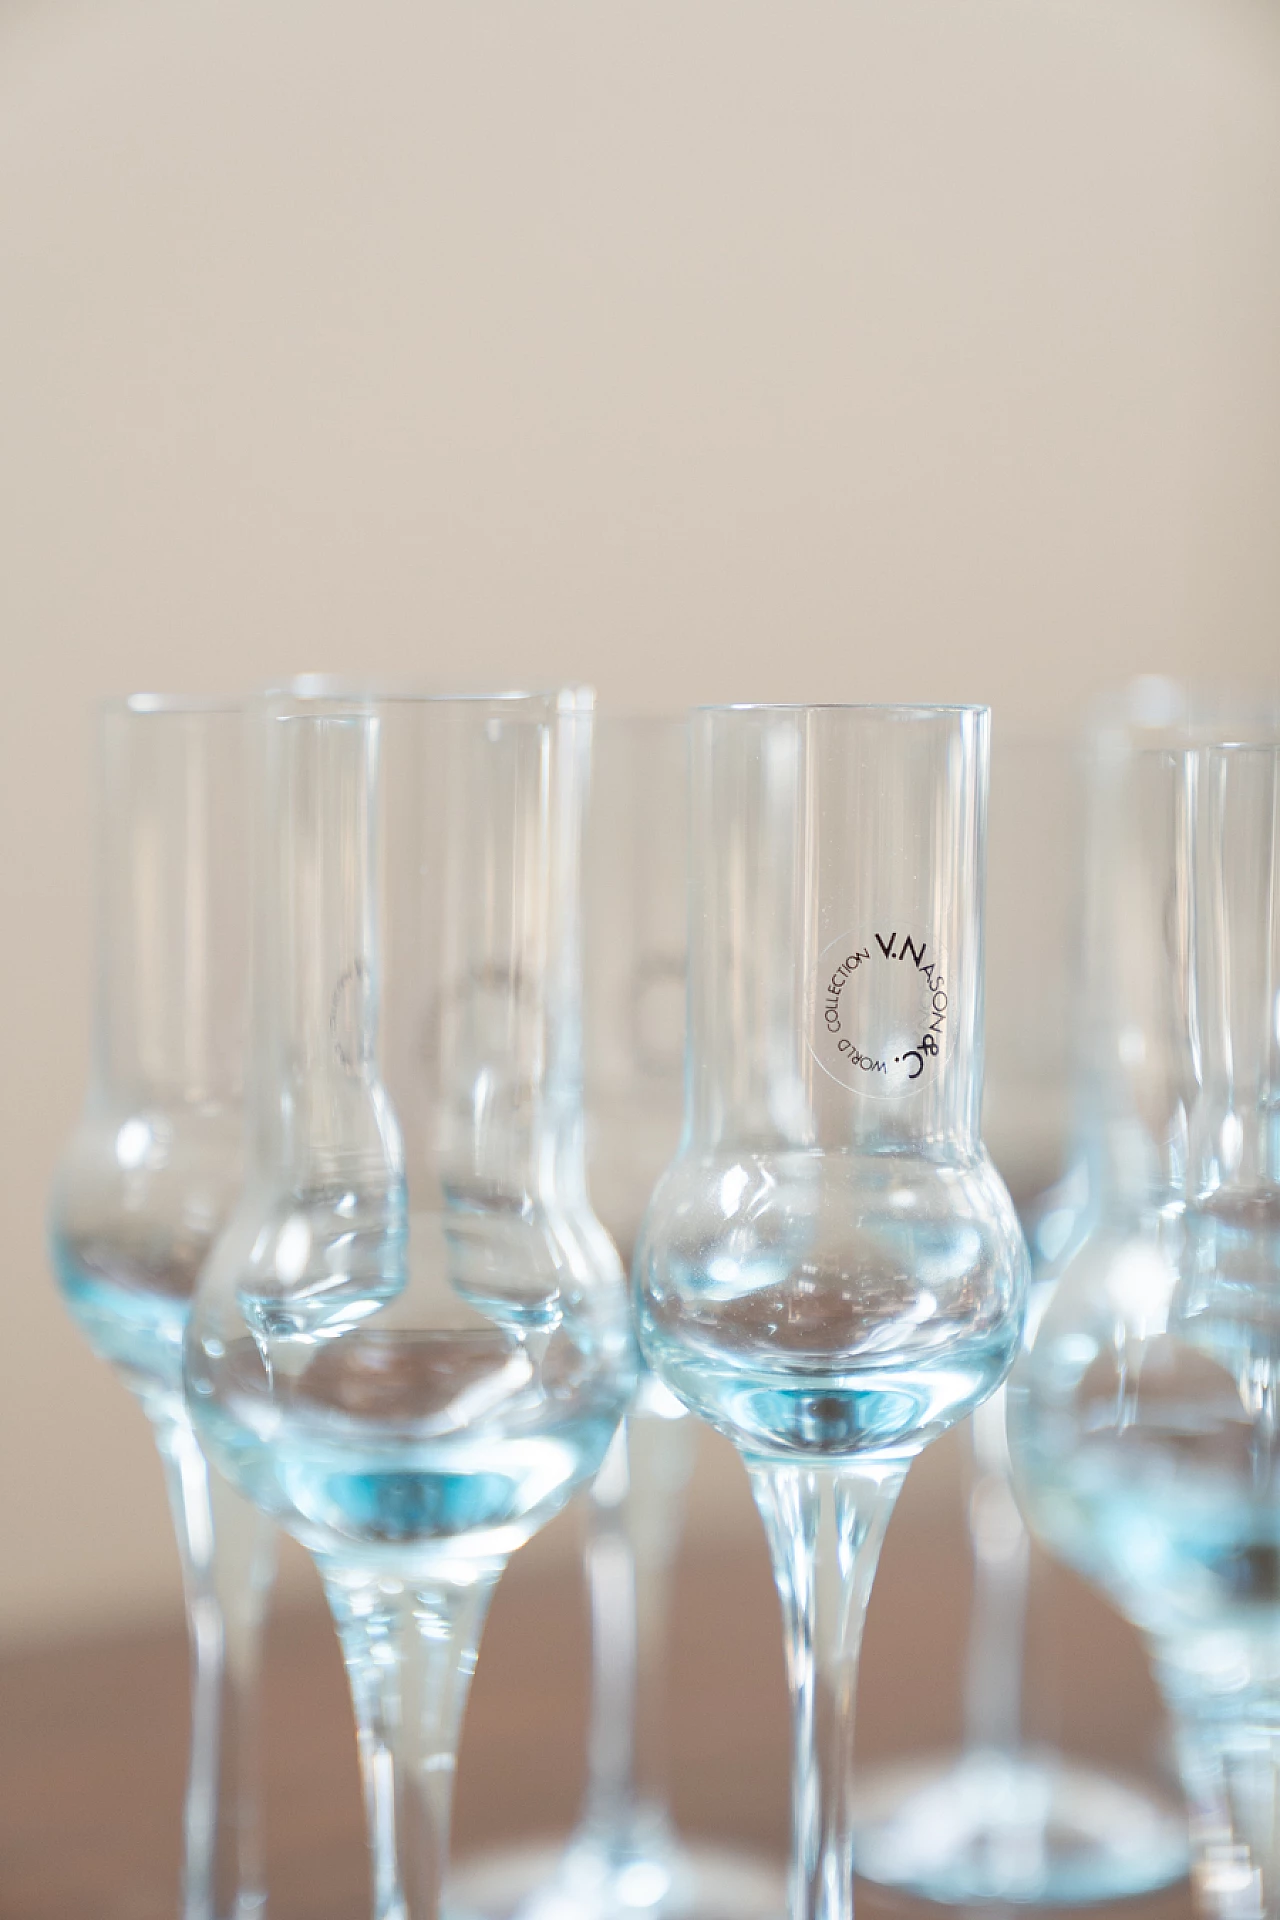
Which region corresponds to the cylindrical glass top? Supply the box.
[1188,740,1280,1200]
[1076,718,1196,1215]
[95,695,246,1109]
[234,684,603,1339]
[584,716,689,1263]
[251,698,392,1185]
[688,704,988,1156]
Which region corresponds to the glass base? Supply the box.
[851,1748,1188,1906]
[449,1831,785,1920]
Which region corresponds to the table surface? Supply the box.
[0,1454,1197,1920]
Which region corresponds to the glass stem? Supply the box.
[1166,1694,1280,1920]
[581,1402,697,1852]
[750,1459,908,1920]
[961,1383,1032,1753]
[322,1559,502,1920]
[151,1399,277,1920]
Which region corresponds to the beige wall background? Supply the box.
[2,0,1279,1645]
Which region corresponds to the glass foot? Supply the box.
[851,1747,1188,1906]
[449,1831,785,1920]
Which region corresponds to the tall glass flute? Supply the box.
[579,718,779,1920]
[635,703,1029,1920]
[456,716,782,1920]
[1009,707,1280,1918]
[49,695,276,1920]
[185,687,635,1920]
[852,737,1187,1904]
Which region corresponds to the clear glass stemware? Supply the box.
[851,736,1188,1905]
[49,694,276,1920]
[453,715,784,1920]
[184,687,636,1920]
[635,703,1029,1920]
[578,720,704,1920]
[1008,703,1280,1919]
[577,717,783,1920]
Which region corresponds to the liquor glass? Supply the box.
[852,738,1187,1904]
[635,703,1029,1920]
[454,716,783,1920]
[184,686,636,1920]
[1008,705,1280,1918]
[49,694,276,1920]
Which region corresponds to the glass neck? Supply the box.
[251,709,396,1185]
[249,697,591,1208]
[419,702,588,1207]
[1079,740,1280,1219]
[1188,745,1280,1201]
[94,707,245,1110]
[686,706,987,1159]
[1077,741,1195,1218]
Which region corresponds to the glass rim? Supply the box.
[694,701,990,719]
[101,692,242,718]
[1095,718,1280,757]
[1092,676,1280,744]
[259,678,594,716]
[593,709,689,730]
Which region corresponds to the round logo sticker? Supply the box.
[809,927,952,1096]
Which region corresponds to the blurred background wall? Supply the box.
[2,0,1279,1645]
